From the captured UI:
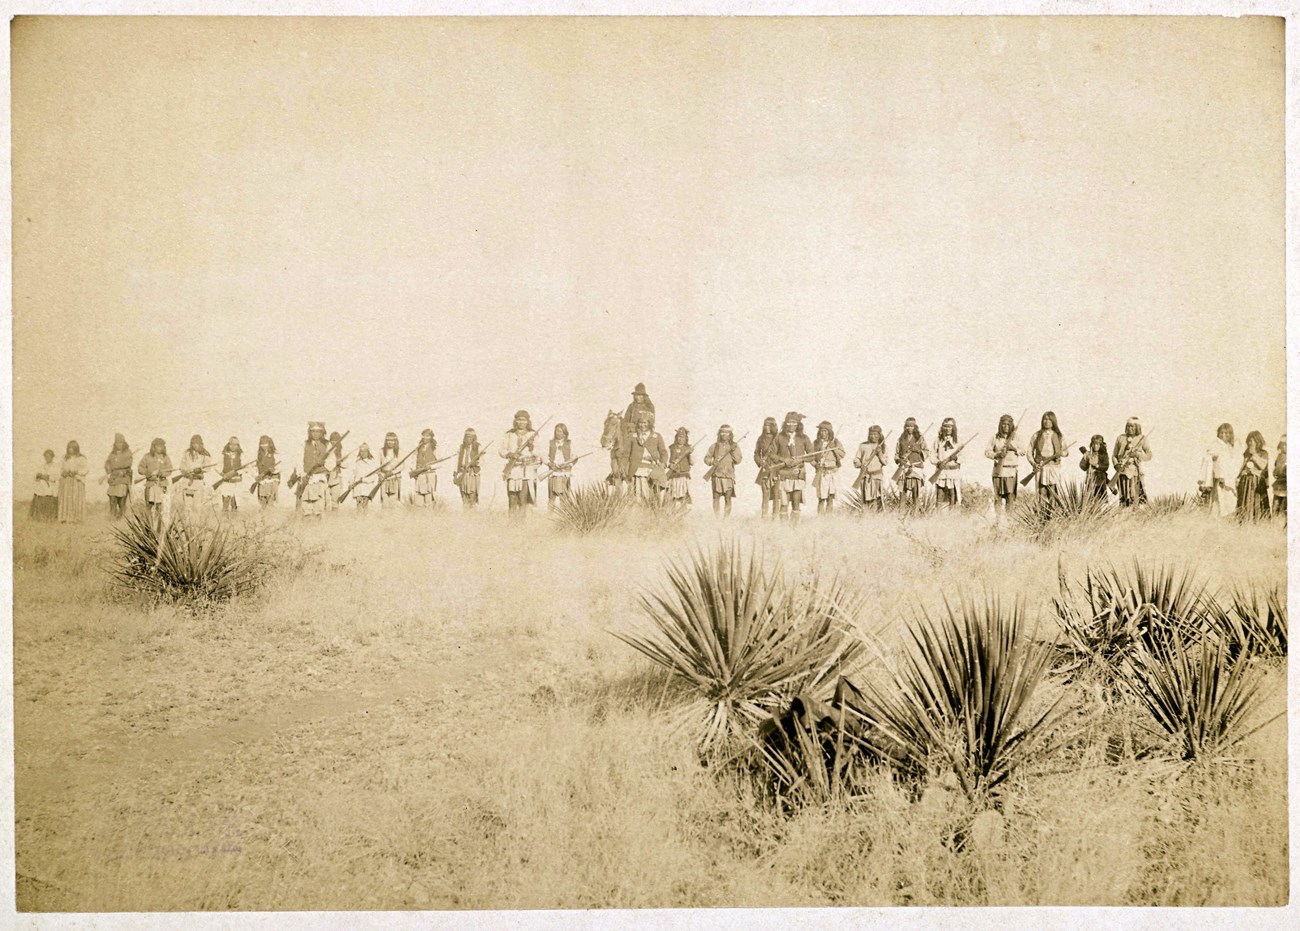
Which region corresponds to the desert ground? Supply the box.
[11,495,1288,910]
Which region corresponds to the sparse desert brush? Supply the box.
[107,506,279,608]
[550,482,634,535]
[613,539,866,753]
[842,595,1064,802]
[1011,481,1113,541]
[884,485,937,515]
[1120,630,1277,764]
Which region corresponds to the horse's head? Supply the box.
[601,411,622,449]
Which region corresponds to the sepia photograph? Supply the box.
[6,7,1291,918]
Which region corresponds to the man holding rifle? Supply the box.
[501,410,546,515]
[754,417,781,519]
[176,434,213,516]
[348,443,379,511]
[894,418,929,508]
[854,425,889,512]
[704,425,743,517]
[1111,417,1152,507]
[775,411,814,521]
[252,435,280,509]
[931,418,962,510]
[454,428,484,510]
[811,421,845,515]
[984,413,1026,517]
[621,413,668,503]
[298,422,332,518]
[138,437,173,529]
[410,429,441,509]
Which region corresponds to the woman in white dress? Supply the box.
[1198,423,1237,518]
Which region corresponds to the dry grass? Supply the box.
[11,501,1288,909]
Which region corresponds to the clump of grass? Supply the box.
[613,540,866,753]
[550,482,635,535]
[757,689,862,809]
[1120,631,1276,764]
[842,595,1064,802]
[959,483,994,515]
[107,507,278,609]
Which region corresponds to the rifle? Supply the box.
[134,466,177,486]
[292,430,351,505]
[928,432,979,484]
[666,436,708,474]
[538,449,597,483]
[409,451,457,480]
[98,443,141,485]
[755,432,782,487]
[170,461,221,485]
[365,446,418,501]
[993,407,1029,467]
[1021,436,1077,487]
[1107,429,1154,495]
[452,441,494,487]
[890,422,933,484]
[703,432,748,482]
[809,425,848,475]
[211,459,258,490]
[501,415,554,478]
[248,459,282,495]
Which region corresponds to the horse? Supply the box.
[601,410,627,492]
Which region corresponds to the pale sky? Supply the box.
[11,16,1285,506]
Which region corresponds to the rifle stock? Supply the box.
[928,433,979,484]
[702,433,748,482]
[890,422,933,485]
[1106,429,1154,495]
[364,447,419,501]
[1021,437,1077,487]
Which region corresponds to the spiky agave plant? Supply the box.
[1055,560,1219,683]
[843,595,1063,801]
[1011,481,1113,540]
[1119,631,1276,763]
[613,540,866,753]
[883,485,937,515]
[549,482,635,535]
[1212,582,1288,661]
[107,506,273,607]
[1143,492,1198,518]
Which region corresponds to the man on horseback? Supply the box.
[623,383,655,431]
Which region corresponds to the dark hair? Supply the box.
[1246,431,1266,454]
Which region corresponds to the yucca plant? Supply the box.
[107,506,274,608]
[1011,481,1113,540]
[550,482,635,535]
[1119,631,1275,763]
[883,485,937,515]
[842,595,1063,801]
[613,540,866,753]
[1143,492,1198,518]
[1212,582,1288,661]
[1055,560,1218,682]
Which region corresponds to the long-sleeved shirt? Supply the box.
[177,449,210,493]
[34,458,57,497]
[1112,434,1152,478]
[350,456,379,495]
[854,441,889,481]
[984,434,1025,478]
[500,429,543,481]
[775,432,814,480]
[704,442,742,480]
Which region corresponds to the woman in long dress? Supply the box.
[31,449,58,522]
[58,440,89,523]
[1199,423,1237,517]
[104,434,133,520]
[1235,431,1270,521]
